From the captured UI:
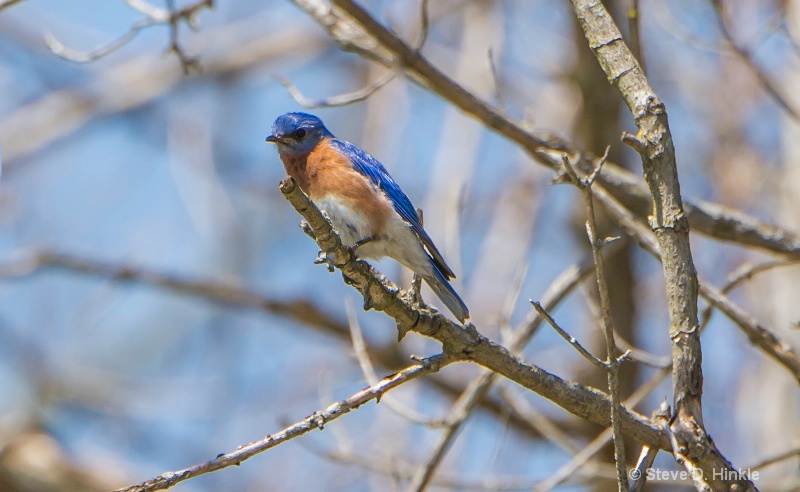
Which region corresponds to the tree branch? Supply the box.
[406,251,603,491]
[560,149,628,489]
[594,187,800,382]
[289,0,800,260]
[279,176,669,450]
[115,354,451,492]
[0,0,25,10]
[570,1,755,488]
[0,248,600,441]
[44,0,212,70]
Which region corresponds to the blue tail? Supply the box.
[424,265,470,323]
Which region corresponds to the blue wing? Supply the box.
[328,138,456,279]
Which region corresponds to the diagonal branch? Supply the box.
[1,18,329,168]
[279,176,669,450]
[115,354,451,492]
[406,252,603,491]
[44,0,212,70]
[289,0,800,260]
[0,0,25,10]
[594,187,800,382]
[0,249,347,335]
[0,248,602,440]
[274,71,395,108]
[711,0,800,122]
[560,149,628,490]
[569,1,754,488]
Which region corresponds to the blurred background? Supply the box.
[0,0,798,490]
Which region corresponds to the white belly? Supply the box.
[314,195,433,277]
[314,195,373,246]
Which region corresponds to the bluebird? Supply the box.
[266,112,470,323]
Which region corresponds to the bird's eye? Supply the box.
[294,128,307,139]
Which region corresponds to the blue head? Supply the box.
[266,112,333,156]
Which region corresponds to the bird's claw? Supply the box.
[314,249,336,272]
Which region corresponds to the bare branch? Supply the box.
[290,0,800,260]
[535,366,671,491]
[414,0,430,49]
[748,446,800,471]
[1,17,332,169]
[44,0,212,70]
[570,1,752,487]
[165,0,204,73]
[700,258,800,329]
[279,176,669,450]
[629,401,670,492]
[274,71,395,109]
[115,354,451,492]
[44,19,155,62]
[562,147,628,490]
[497,385,582,455]
[712,0,800,122]
[407,253,606,491]
[304,439,545,491]
[0,248,603,442]
[345,299,445,427]
[406,371,495,492]
[0,249,348,334]
[0,0,25,10]
[530,301,605,370]
[594,187,800,382]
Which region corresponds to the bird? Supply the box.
[266,112,470,323]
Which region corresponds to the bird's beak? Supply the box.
[265,134,280,143]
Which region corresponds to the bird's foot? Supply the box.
[353,235,375,249]
[314,249,336,272]
[347,235,376,257]
[299,220,316,240]
[410,273,426,309]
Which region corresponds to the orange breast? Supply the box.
[303,139,392,237]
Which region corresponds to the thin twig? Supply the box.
[345,298,446,427]
[291,0,800,260]
[699,258,800,329]
[488,48,507,113]
[411,208,425,307]
[0,0,25,10]
[115,354,451,492]
[497,263,528,344]
[44,0,211,70]
[712,0,800,122]
[529,301,605,370]
[497,386,581,455]
[166,0,203,73]
[406,257,601,491]
[628,400,670,492]
[44,18,157,62]
[414,0,430,49]
[593,186,800,382]
[303,440,544,491]
[561,147,629,490]
[582,293,670,369]
[274,71,396,108]
[535,365,671,491]
[747,446,800,471]
[406,371,495,492]
[627,0,645,74]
